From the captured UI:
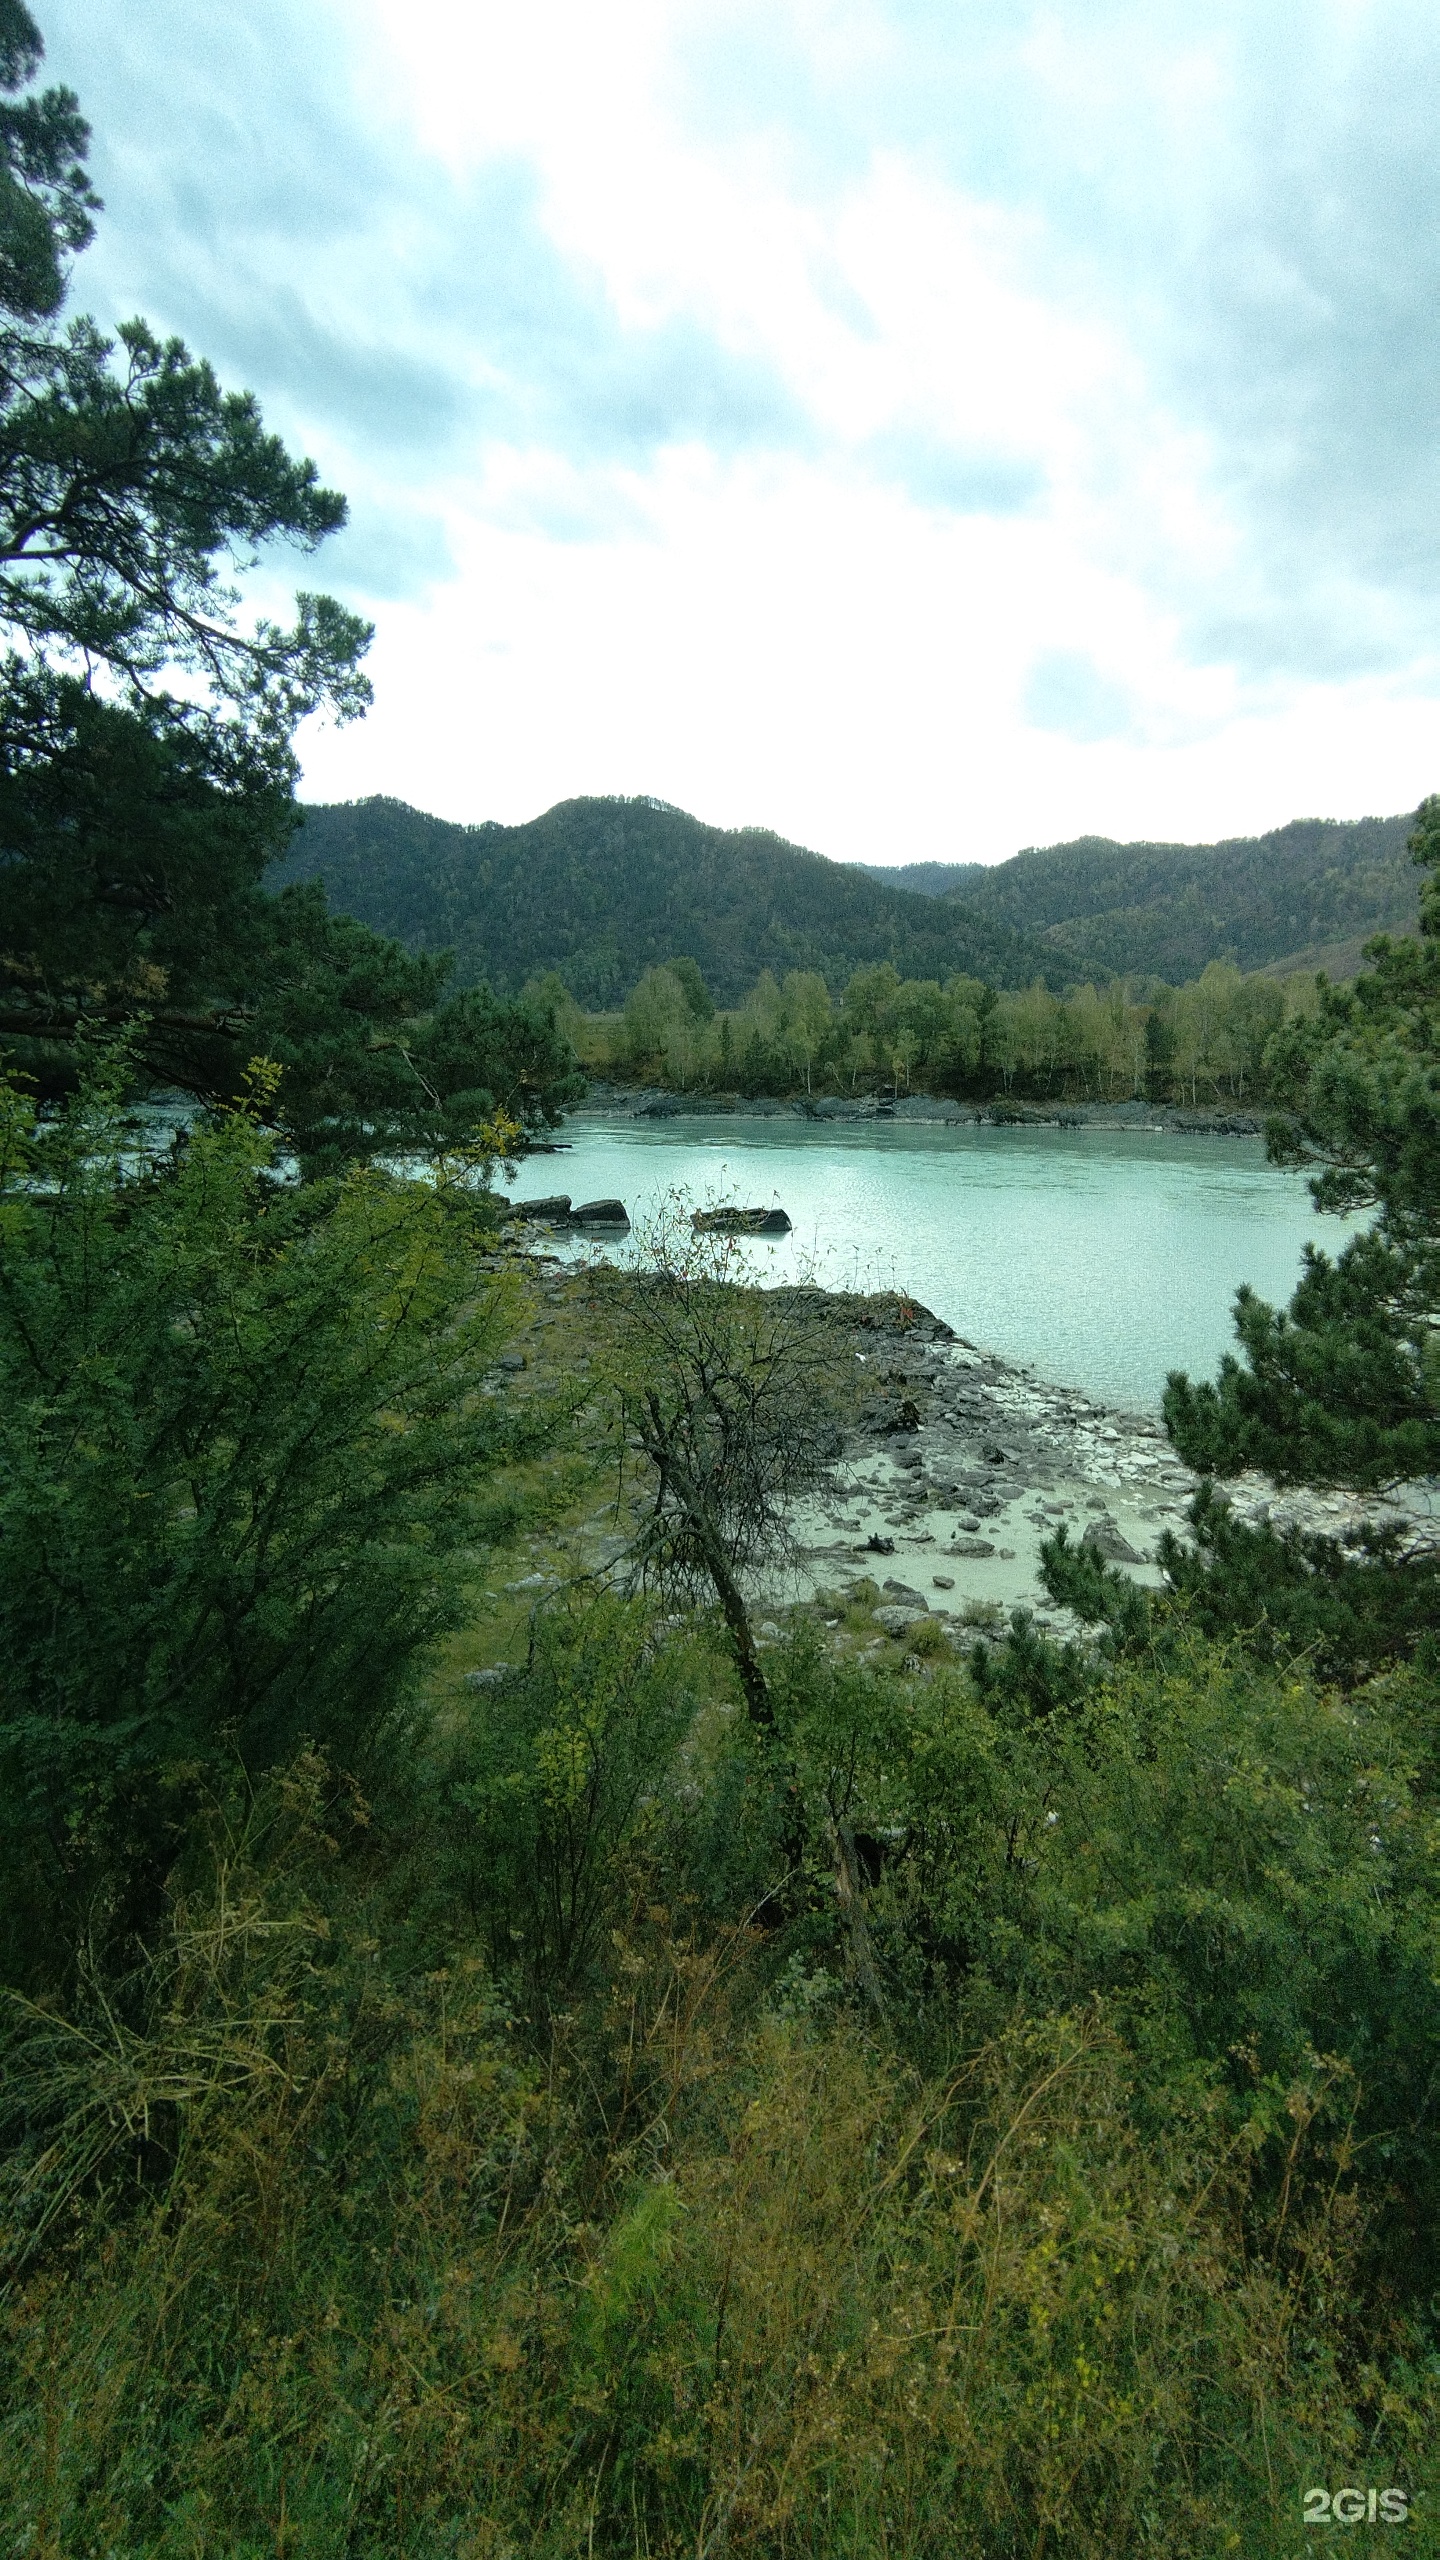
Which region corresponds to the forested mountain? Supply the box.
[929,812,1419,981]
[854,857,990,899]
[289,794,1422,1004]
[281,795,1055,1003]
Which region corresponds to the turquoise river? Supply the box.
[524,1115,1355,1413]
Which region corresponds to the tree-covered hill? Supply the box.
[288,795,1422,1005]
[862,812,1419,981]
[854,857,991,899]
[280,796,1058,1003]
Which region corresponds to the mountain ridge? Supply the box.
[278,795,1058,1004]
[860,813,1420,980]
[281,793,1423,1001]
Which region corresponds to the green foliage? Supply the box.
[2,1460,1439,2550]
[0,674,300,1072]
[0,204,369,752]
[1047,1487,1440,1689]
[876,1633,1440,2302]
[290,791,1424,1011]
[1163,1228,1438,1487]
[3,1779,1430,2557]
[1166,802,1440,1489]
[280,791,1057,1004]
[0,681,584,1159]
[1266,795,1440,1235]
[0,0,99,323]
[0,37,584,1163]
[445,1593,714,1999]
[250,892,584,1172]
[1001,1648,1435,2093]
[665,952,714,1021]
[0,1051,521,1970]
[921,808,1421,981]
[577,945,1319,1107]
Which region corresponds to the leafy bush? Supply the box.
[0,1052,520,1973]
[443,1591,730,2001]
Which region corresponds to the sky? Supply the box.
[39,0,1440,865]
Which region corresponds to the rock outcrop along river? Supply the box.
[772,1293,1430,1633]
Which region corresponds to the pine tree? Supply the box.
[1164,803,1438,1491]
[1044,805,1439,1687]
[0,8,581,1159]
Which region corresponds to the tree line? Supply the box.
[572,949,1323,1107]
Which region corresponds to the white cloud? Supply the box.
[41,0,1440,858]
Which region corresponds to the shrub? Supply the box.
[0,1054,520,1975]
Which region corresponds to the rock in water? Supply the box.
[692,1206,792,1235]
[571,1198,630,1228]
[510,1194,571,1222]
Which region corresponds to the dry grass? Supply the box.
[3,1783,1423,2558]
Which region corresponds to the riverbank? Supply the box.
[480,1253,1433,1655]
[764,1290,1429,1636]
[569,1082,1267,1137]
[501,1109,1350,1412]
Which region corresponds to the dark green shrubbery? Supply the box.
[0,1051,521,1979]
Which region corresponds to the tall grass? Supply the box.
[3,1752,1432,2556]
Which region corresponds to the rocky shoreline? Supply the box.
[568,1082,1266,1137]
[494,1250,1434,1644]
[769,1291,1434,1637]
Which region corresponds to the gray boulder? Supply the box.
[1081,1517,1144,1564]
[510,1194,571,1222]
[571,1198,630,1227]
[692,1205,792,1235]
[881,1578,929,1608]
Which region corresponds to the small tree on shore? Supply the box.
[603,1197,850,1730]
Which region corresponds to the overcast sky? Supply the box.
[41,0,1440,864]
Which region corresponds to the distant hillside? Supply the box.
[939,813,1420,981]
[282,795,1424,1005]
[279,796,1056,1005]
[855,859,987,899]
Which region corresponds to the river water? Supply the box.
[521,1115,1353,1413]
